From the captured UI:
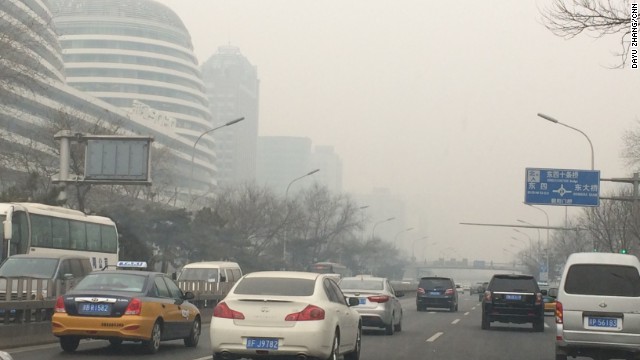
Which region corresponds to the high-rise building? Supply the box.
[0,0,201,204]
[201,45,259,187]
[256,136,315,194]
[311,145,342,193]
[48,0,215,195]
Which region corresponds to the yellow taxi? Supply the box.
[51,262,201,353]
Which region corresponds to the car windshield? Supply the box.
[564,264,640,297]
[0,258,58,278]
[74,273,147,292]
[339,279,384,291]
[233,277,315,296]
[178,268,219,282]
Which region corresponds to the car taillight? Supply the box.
[483,290,492,302]
[125,298,141,315]
[285,305,325,321]
[213,302,245,319]
[555,301,563,325]
[417,288,425,294]
[368,295,390,303]
[54,296,66,313]
[444,288,454,296]
[535,293,543,305]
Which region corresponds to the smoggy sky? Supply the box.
[154,0,639,263]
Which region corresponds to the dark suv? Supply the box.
[481,274,544,331]
[416,276,458,312]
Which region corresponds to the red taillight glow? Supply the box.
[556,301,563,324]
[54,296,66,313]
[285,305,325,321]
[124,298,141,315]
[417,288,425,294]
[368,295,390,303]
[444,288,454,296]
[213,302,245,319]
[535,293,543,306]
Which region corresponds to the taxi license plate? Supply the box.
[586,317,621,330]
[358,298,366,304]
[78,303,111,315]
[429,292,439,295]
[246,338,278,350]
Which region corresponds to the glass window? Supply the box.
[30,214,52,247]
[101,225,117,253]
[51,218,69,249]
[75,273,146,292]
[153,276,171,298]
[234,278,315,296]
[0,258,58,278]
[69,221,87,250]
[86,223,101,251]
[329,280,347,305]
[339,279,384,291]
[564,264,640,297]
[419,278,454,290]
[489,276,538,292]
[178,268,218,282]
[163,277,184,299]
[232,269,242,281]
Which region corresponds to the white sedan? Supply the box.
[210,271,362,360]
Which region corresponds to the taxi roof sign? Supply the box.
[116,261,147,269]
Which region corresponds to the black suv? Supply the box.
[481,274,545,331]
[416,276,458,312]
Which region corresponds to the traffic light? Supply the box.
[620,249,628,254]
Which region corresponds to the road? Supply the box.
[5,292,577,360]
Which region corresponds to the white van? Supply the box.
[555,252,640,360]
[177,261,242,285]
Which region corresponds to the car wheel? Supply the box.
[143,320,162,354]
[394,311,403,332]
[481,312,490,330]
[384,316,395,335]
[108,338,123,346]
[533,318,545,332]
[343,325,361,360]
[59,336,80,353]
[326,332,339,360]
[184,317,201,347]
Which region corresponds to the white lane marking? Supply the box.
[452,319,460,324]
[471,306,476,310]
[193,357,212,360]
[464,311,470,316]
[545,323,550,328]
[426,332,444,342]
[428,311,436,314]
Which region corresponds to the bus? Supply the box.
[0,203,118,270]
[308,262,352,279]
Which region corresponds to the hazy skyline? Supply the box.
[155,0,639,263]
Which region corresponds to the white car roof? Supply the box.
[182,261,241,268]
[244,271,322,280]
[566,252,640,267]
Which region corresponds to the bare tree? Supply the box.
[539,0,632,67]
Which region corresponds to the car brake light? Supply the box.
[213,302,245,319]
[368,295,390,303]
[556,301,563,325]
[125,298,141,315]
[535,293,542,306]
[483,290,492,302]
[444,288,454,296]
[417,288,425,294]
[285,305,325,321]
[54,296,66,313]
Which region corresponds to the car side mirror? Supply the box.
[549,287,558,298]
[62,273,74,281]
[541,289,548,296]
[396,291,405,298]
[183,291,195,300]
[347,297,360,307]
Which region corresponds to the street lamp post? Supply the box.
[189,117,245,197]
[517,219,541,246]
[411,236,429,261]
[282,169,320,270]
[393,227,414,248]
[371,217,395,240]
[510,236,527,247]
[513,228,533,249]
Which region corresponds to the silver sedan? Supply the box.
[338,276,404,335]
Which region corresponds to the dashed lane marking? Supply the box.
[426,332,444,342]
[452,319,460,324]
[464,311,470,316]
[545,322,550,328]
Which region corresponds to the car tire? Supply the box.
[481,312,490,330]
[59,336,80,353]
[394,312,403,332]
[326,332,339,360]
[143,320,162,354]
[384,317,395,335]
[343,325,361,360]
[184,317,201,347]
[533,318,545,332]
[108,338,123,346]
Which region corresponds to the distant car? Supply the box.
[416,276,458,312]
[481,274,544,331]
[338,275,403,335]
[210,271,362,360]
[51,268,201,353]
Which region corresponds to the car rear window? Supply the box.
[419,278,453,289]
[489,276,537,292]
[233,277,315,296]
[178,268,219,281]
[75,273,147,292]
[564,264,640,297]
[339,279,383,291]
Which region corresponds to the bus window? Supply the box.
[86,223,101,251]
[31,214,52,247]
[52,217,70,249]
[101,225,117,252]
[70,221,87,250]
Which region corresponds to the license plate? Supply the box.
[586,317,620,330]
[358,298,366,304]
[429,292,440,295]
[246,338,278,350]
[78,303,112,315]
[505,294,522,301]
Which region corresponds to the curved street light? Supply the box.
[510,236,527,247]
[371,217,395,240]
[517,219,541,245]
[393,227,414,248]
[513,228,533,249]
[189,117,245,197]
[537,113,594,170]
[282,169,320,270]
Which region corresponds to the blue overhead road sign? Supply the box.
[525,168,600,207]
